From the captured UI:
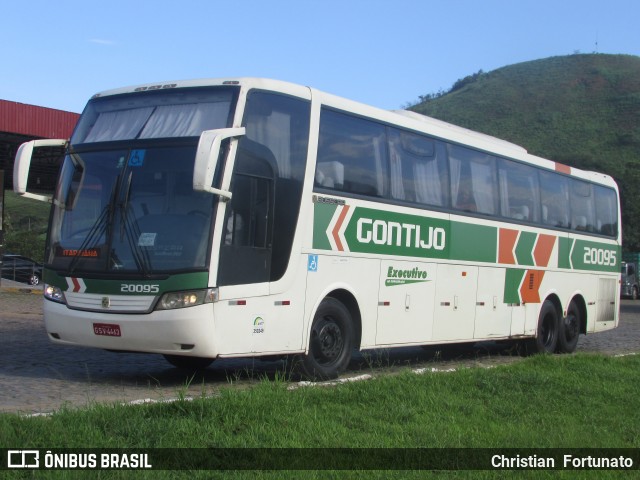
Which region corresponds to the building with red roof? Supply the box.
[0,100,79,191]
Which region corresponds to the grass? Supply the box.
[1,353,639,478]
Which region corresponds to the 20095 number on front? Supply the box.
[121,284,160,294]
[583,247,616,266]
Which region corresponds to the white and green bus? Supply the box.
[14,78,621,379]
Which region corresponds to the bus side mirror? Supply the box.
[193,127,246,201]
[14,138,67,202]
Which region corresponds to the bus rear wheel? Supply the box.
[163,354,214,371]
[300,297,354,381]
[526,300,559,355]
[557,303,580,353]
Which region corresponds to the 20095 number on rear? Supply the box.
[121,284,160,294]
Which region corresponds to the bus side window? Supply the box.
[449,144,498,215]
[539,170,570,228]
[316,108,388,198]
[498,159,540,223]
[388,129,448,207]
[570,179,595,232]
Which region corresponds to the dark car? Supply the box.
[1,254,43,286]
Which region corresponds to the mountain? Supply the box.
[408,54,640,250]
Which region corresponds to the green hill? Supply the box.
[409,53,640,250]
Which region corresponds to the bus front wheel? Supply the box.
[300,297,354,381]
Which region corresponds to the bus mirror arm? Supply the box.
[13,138,68,203]
[193,127,246,201]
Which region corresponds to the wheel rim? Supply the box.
[311,317,344,365]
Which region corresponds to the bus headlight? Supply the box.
[44,284,65,304]
[156,288,218,310]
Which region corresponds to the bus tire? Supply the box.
[163,354,214,370]
[557,303,580,354]
[300,297,354,381]
[526,300,559,355]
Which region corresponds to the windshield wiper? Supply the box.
[67,177,119,275]
[118,171,152,277]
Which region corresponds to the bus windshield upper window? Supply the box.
[72,88,236,143]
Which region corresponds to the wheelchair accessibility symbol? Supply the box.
[128,149,146,167]
[308,254,318,272]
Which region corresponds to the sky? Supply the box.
[2,0,640,114]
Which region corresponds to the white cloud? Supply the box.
[89,38,116,46]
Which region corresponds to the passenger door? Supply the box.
[217,142,275,286]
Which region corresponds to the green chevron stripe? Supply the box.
[514,231,536,266]
[504,268,525,303]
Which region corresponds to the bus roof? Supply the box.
[89,77,312,102]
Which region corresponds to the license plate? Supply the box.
[93,323,121,337]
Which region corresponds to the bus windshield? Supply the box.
[47,87,238,275]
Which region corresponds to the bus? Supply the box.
[13,78,621,380]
